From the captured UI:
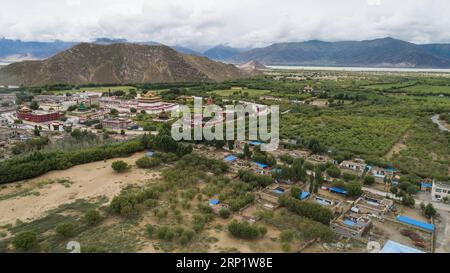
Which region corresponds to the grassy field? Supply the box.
[210,88,271,98]
[400,84,450,95]
[362,81,417,90]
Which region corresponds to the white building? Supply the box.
[432,181,450,202]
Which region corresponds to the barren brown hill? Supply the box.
[0,43,245,86]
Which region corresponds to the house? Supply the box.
[101,118,134,130]
[310,194,343,214]
[330,210,372,239]
[339,160,367,174]
[353,192,394,217]
[431,181,450,202]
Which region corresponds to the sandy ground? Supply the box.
[208,217,283,253]
[0,152,160,226]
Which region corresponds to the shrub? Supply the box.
[146,224,155,238]
[12,231,38,251]
[56,222,76,237]
[135,156,161,169]
[346,182,363,197]
[111,160,130,173]
[342,173,357,181]
[402,194,415,207]
[364,175,375,185]
[326,166,341,178]
[279,196,333,225]
[280,230,294,242]
[219,208,231,219]
[227,220,263,239]
[84,209,102,225]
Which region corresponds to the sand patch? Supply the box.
[0,152,160,226]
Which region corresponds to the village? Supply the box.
[1,78,450,254]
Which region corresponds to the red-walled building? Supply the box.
[17,107,63,123]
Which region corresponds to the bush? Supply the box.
[219,208,231,219]
[346,182,363,197]
[228,220,264,239]
[135,156,161,169]
[146,224,155,238]
[12,231,38,251]
[342,173,357,182]
[326,166,341,178]
[84,209,102,225]
[280,230,294,242]
[364,175,375,185]
[111,160,130,173]
[279,196,333,225]
[56,222,76,237]
[402,194,415,207]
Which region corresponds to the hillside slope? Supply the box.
[0,43,245,86]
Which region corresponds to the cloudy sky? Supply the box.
[1,0,449,49]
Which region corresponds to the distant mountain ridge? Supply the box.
[0,38,204,63]
[232,38,450,68]
[0,43,245,86]
[3,37,450,68]
[203,45,250,61]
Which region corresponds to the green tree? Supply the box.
[424,203,437,219]
[364,175,375,185]
[346,182,363,197]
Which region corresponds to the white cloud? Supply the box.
[0,0,449,49]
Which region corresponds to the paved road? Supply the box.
[431,114,450,132]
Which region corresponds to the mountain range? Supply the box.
[0,43,245,86]
[232,38,450,68]
[2,37,450,68]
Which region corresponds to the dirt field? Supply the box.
[0,152,160,226]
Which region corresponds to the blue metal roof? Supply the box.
[396,215,435,232]
[421,182,432,188]
[300,191,310,200]
[380,240,425,253]
[224,155,237,162]
[209,199,220,205]
[330,187,348,195]
[254,162,269,168]
[146,151,155,157]
[343,219,356,227]
[249,141,262,146]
